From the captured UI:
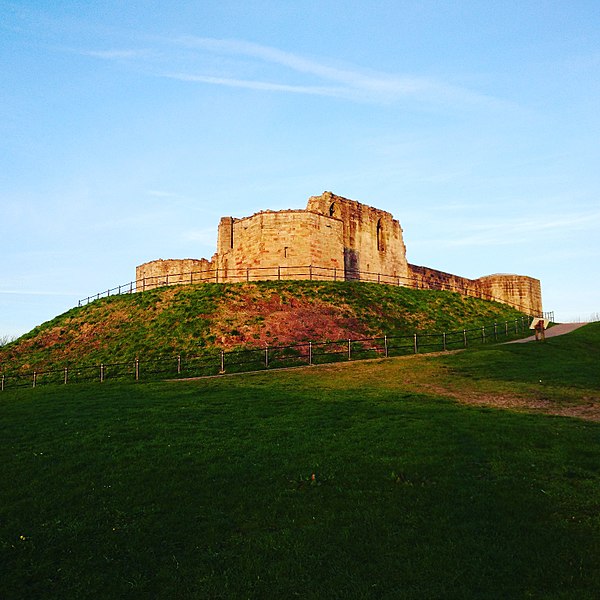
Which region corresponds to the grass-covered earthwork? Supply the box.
[0,281,527,374]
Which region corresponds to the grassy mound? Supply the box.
[1,325,599,599]
[0,281,527,373]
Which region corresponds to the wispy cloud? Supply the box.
[164,72,348,98]
[175,36,433,94]
[81,49,154,60]
[426,209,600,248]
[80,35,507,107]
[410,210,600,253]
[170,36,507,106]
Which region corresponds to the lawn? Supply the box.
[1,327,599,599]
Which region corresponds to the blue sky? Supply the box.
[1,1,599,336]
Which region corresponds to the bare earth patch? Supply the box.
[210,290,371,348]
[308,352,600,422]
[420,382,600,422]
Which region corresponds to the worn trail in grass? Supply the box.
[1,328,599,599]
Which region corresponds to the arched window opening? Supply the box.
[329,202,337,217]
[376,219,385,252]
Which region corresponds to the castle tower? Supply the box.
[306,191,409,280]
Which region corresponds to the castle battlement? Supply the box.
[135,191,542,315]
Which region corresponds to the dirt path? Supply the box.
[506,322,589,344]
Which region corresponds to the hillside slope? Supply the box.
[1,281,528,372]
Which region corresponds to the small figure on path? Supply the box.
[534,319,546,341]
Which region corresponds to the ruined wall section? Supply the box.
[306,191,408,280]
[407,264,542,315]
[216,210,344,281]
[136,258,215,291]
[476,274,542,317]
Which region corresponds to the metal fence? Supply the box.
[1,316,535,391]
[77,265,552,320]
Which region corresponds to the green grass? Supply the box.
[1,327,599,599]
[438,321,600,389]
[0,281,528,374]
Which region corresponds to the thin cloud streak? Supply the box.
[424,210,600,247]
[164,72,349,98]
[173,36,504,106]
[82,49,153,59]
[81,35,508,107]
[175,36,432,93]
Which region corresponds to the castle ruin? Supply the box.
[136,191,543,315]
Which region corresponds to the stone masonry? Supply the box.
[136,191,543,315]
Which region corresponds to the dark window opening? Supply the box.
[329,202,336,217]
[377,219,385,252]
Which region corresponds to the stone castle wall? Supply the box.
[136,258,215,289]
[477,273,543,316]
[216,209,345,280]
[135,191,543,315]
[407,264,542,315]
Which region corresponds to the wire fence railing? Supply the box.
[77,264,550,319]
[1,315,537,392]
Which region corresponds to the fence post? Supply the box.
[278,266,281,281]
[333,267,337,281]
[246,268,249,282]
[505,321,508,336]
[33,371,37,388]
[177,355,181,374]
[64,367,68,385]
[1,375,4,392]
[443,332,447,351]
[348,339,351,360]
[309,265,313,281]
[265,344,269,368]
[414,333,418,354]
[494,323,497,341]
[514,319,518,333]
[463,330,467,347]
[482,326,485,344]
[384,335,388,358]
[100,363,104,383]
[135,358,139,381]
[309,342,313,366]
